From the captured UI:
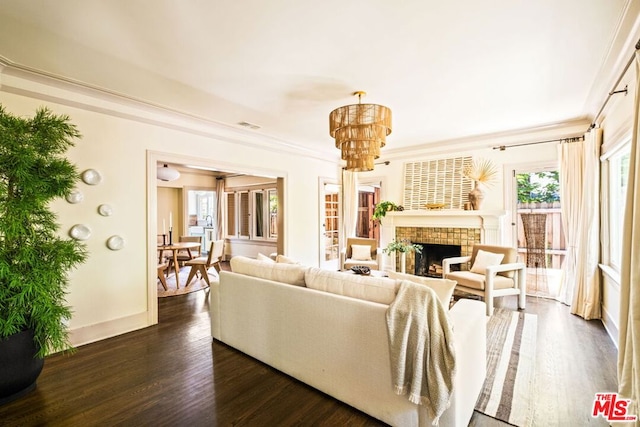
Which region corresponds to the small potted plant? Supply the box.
[372,201,403,224]
[383,239,422,273]
[0,106,87,404]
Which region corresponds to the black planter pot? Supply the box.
[0,329,44,405]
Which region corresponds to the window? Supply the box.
[608,144,630,271]
[268,189,278,239]
[225,188,277,241]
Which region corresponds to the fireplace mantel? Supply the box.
[383,209,506,232]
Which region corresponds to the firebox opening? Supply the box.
[415,243,461,278]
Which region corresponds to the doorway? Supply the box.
[148,151,286,325]
[355,184,381,242]
[319,179,340,270]
[510,164,564,297]
[186,188,216,254]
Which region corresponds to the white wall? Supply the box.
[0,68,338,348]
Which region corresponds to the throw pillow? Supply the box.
[256,253,275,263]
[276,254,299,264]
[351,244,372,261]
[470,249,505,274]
[387,271,456,309]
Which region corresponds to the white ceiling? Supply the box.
[0,1,636,157]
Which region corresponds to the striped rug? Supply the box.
[475,308,538,426]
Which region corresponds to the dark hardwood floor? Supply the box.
[0,271,618,426]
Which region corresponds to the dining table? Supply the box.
[158,241,201,288]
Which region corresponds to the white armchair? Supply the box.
[340,237,382,271]
[443,244,526,316]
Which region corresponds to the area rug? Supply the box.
[157,268,216,297]
[474,308,538,427]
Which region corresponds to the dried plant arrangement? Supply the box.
[463,158,498,186]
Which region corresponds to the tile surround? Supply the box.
[395,226,481,273]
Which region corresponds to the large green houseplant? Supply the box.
[0,105,87,403]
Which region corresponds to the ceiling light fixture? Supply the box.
[329,91,392,172]
[157,164,181,181]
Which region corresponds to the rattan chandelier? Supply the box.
[329,91,392,172]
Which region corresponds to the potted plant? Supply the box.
[0,106,87,404]
[383,239,422,273]
[372,201,403,224]
[462,158,498,210]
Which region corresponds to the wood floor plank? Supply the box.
[0,268,618,426]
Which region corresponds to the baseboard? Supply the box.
[601,306,619,349]
[68,312,151,348]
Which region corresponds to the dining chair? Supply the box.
[157,261,169,291]
[184,239,225,287]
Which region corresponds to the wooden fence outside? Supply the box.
[516,202,565,269]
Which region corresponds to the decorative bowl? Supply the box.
[350,265,371,275]
[425,203,446,210]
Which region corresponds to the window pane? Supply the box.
[255,192,264,238]
[610,145,631,269]
[269,190,278,239]
[239,192,250,238]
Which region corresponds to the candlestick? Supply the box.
[169,230,173,245]
[169,212,172,228]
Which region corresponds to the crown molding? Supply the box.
[583,0,640,122]
[381,117,591,160]
[0,56,336,164]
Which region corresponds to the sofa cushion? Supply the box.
[305,268,397,305]
[230,256,308,287]
[387,271,456,309]
[446,271,514,291]
[351,244,373,261]
[470,249,504,274]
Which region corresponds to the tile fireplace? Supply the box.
[380,210,506,273]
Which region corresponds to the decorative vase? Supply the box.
[400,252,406,274]
[0,329,44,405]
[468,181,485,210]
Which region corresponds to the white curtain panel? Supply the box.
[341,169,358,241]
[557,129,601,319]
[618,52,640,424]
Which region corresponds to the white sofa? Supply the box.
[210,257,486,427]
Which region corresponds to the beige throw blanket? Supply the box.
[386,280,456,426]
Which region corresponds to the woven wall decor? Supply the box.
[402,156,473,210]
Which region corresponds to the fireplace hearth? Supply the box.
[415,243,461,278]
